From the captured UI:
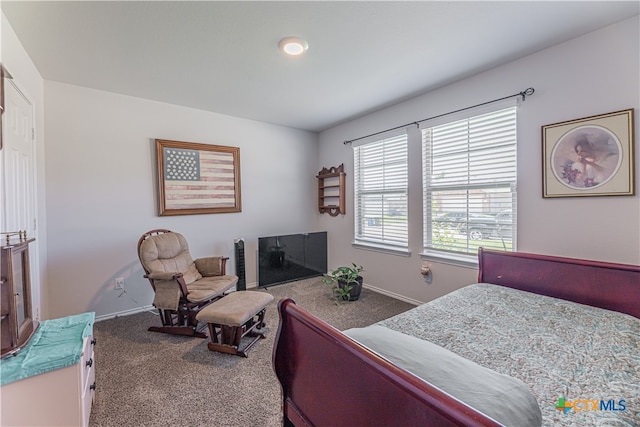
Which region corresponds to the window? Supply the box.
[422,106,517,263]
[353,132,408,253]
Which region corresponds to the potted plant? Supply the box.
[323,263,364,302]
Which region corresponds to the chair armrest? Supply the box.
[195,257,229,276]
[146,271,183,281]
[145,271,189,298]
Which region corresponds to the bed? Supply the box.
[272,248,640,426]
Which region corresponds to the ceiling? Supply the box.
[2,1,639,132]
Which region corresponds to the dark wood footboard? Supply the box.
[272,298,500,427]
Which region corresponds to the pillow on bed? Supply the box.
[344,324,542,427]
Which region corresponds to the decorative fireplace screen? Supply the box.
[258,232,327,287]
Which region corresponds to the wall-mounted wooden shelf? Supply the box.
[317,164,345,216]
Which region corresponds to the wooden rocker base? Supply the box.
[206,327,266,357]
[205,312,267,357]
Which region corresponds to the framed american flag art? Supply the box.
[155,139,241,216]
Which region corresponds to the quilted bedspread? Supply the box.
[378,283,640,427]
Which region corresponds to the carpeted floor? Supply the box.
[88,278,415,427]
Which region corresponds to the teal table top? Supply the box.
[0,312,95,386]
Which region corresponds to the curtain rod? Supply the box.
[343,87,535,145]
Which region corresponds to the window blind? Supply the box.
[422,106,517,259]
[354,132,408,250]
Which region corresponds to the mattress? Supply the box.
[377,283,640,427]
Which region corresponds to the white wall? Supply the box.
[44,82,318,319]
[5,7,320,320]
[318,16,640,304]
[1,13,49,319]
[5,12,639,318]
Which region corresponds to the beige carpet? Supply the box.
[88,278,415,427]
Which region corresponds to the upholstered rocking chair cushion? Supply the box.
[139,232,202,285]
[186,275,239,303]
[195,257,225,277]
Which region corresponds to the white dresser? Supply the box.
[0,313,96,426]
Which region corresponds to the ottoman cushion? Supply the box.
[197,291,274,326]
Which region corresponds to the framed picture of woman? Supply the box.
[542,109,634,198]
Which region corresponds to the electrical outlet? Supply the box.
[115,277,124,289]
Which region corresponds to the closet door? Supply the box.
[1,77,39,320]
[3,80,35,235]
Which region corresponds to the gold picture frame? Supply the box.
[542,109,635,198]
[156,139,241,215]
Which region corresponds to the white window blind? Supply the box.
[354,132,408,251]
[422,106,517,260]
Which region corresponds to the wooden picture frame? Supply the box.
[156,139,241,216]
[542,109,635,198]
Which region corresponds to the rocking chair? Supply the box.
[137,229,238,338]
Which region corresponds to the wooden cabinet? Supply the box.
[0,313,96,427]
[317,164,346,216]
[1,237,37,357]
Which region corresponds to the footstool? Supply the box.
[196,291,274,357]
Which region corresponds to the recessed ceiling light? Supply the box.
[278,37,309,56]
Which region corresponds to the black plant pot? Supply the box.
[337,276,363,301]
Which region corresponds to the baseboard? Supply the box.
[95,305,155,322]
[252,280,422,306]
[362,283,422,306]
[94,283,417,322]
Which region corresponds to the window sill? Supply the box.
[352,242,411,257]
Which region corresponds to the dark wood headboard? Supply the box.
[478,248,640,319]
